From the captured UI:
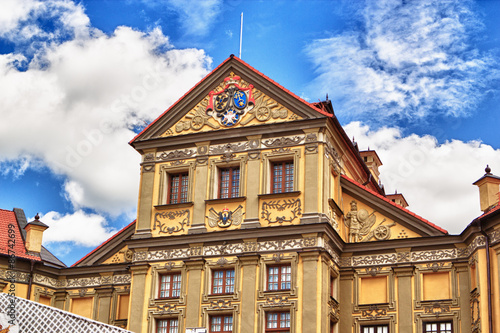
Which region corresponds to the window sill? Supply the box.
[264,289,291,293]
[258,191,301,200]
[155,202,194,209]
[156,296,181,300]
[205,197,246,204]
[209,292,235,296]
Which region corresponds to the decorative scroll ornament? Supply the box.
[261,199,302,224]
[423,302,450,317]
[207,205,245,228]
[206,72,255,127]
[153,210,190,234]
[361,305,387,319]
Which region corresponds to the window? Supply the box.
[212,269,235,294]
[157,319,178,333]
[159,273,181,298]
[361,325,388,333]
[167,173,189,204]
[267,265,291,291]
[210,315,233,333]
[424,322,452,333]
[219,167,240,198]
[266,312,290,332]
[271,161,294,193]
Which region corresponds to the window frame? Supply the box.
[218,166,240,199]
[211,268,236,295]
[167,172,189,204]
[156,318,179,333]
[209,315,233,333]
[265,311,291,333]
[266,264,292,291]
[208,157,246,200]
[158,163,195,206]
[423,321,453,333]
[158,272,182,299]
[261,149,300,195]
[360,324,389,333]
[270,161,294,194]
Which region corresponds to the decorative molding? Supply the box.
[366,267,382,277]
[157,149,195,161]
[261,199,302,224]
[31,273,131,289]
[143,153,155,162]
[328,297,340,322]
[361,305,387,320]
[132,237,314,263]
[265,295,290,308]
[423,302,451,317]
[210,142,250,155]
[142,164,155,173]
[153,209,190,234]
[471,289,480,330]
[262,136,304,148]
[305,133,317,142]
[210,299,232,310]
[156,303,179,315]
[426,262,445,272]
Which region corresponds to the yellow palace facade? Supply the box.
[2,56,500,333]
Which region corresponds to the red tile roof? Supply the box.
[129,55,331,145]
[341,175,448,234]
[0,208,41,261]
[71,220,136,267]
[476,203,500,220]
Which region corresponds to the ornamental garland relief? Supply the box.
[153,209,190,234]
[167,73,300,136]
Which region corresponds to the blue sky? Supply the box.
[0,0,499,265]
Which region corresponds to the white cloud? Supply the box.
[165,0,222,37]
[306,0,499,122]
[0,2,213,216]
[0,0,91,45]
[344,121,500,234]
[39,210,116,247]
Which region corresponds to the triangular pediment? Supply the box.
[130,56,327,145]
[72,221,135,267]
[340,176,447,242]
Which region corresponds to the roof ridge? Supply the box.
[71,220,136,267]
[341,175,448,234]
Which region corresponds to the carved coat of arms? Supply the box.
[206,73,255,127]
[207,206,244,228]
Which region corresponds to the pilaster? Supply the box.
[190,142,209,234]
[393,265,414,332]
[239,254,260,333]
[454,262,471,333]
[339,269,355,333]
[300,251,319,333]
[95,285,114,324]
[184,259,205,327]
[133,164,155,239]
[128,264,149,333]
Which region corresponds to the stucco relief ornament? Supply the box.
[206,72,255,127]
[344,201,376,242]
[207,205,245,228]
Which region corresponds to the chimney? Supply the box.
[24,213,49,254]
[359,150,383,183]
[386,191,409,209]
[473,165,500,213]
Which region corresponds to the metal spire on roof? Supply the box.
[239,12,243,59]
